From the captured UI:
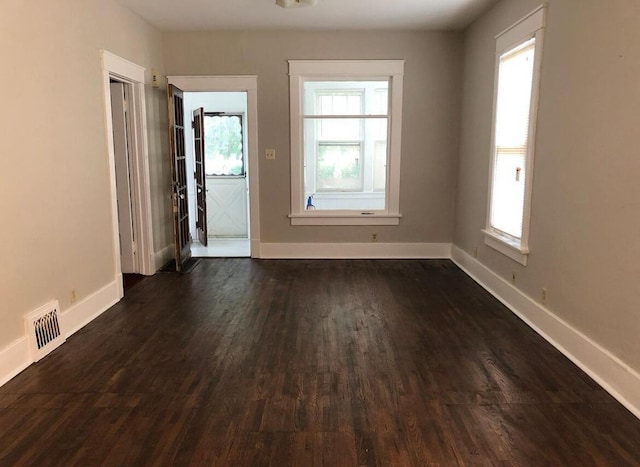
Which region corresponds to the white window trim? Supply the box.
[484,5,546,266]
[288,60,404,226]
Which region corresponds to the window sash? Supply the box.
[489,39,536,240]
[490,146,526,238]
[302,112,387,200]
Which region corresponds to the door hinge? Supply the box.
[191,120,195,129]
[132,242,137,254]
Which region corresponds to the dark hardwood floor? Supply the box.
[1,259,639,466]
[123,273,146,292]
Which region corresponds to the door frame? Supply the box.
[101,50,155,296]
[167,76,261,257]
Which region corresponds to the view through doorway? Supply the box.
[184,92,250,257]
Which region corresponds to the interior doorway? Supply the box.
[167,75,260,258]
[109,80,139,274]
[184,93,250,257]
[101,50,155,297]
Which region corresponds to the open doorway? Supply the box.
[109,80,145,288]
[101,50,155,297]
[184,92,250,257]
[167,75,260,259]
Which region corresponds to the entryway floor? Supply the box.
[191,238,250,257]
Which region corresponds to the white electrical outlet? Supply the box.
[265,149,276,160]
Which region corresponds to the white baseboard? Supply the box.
[451,245,640,419]
[61,279,121,337]
[0,337,30,387]
[259,242,451,259]
[250,239,261,258]
[0,278,121,388]
[154,244,174,271]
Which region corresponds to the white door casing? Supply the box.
[167,75,260,257]
[101,50,155,298]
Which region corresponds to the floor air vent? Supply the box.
[25,301,66,362]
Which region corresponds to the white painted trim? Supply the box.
[482,229,529,266]
[260,242,451,259]
[154,243,175,270]
[485,7,546,266]
[0,337,30,387]
[251,239,262,258]
[496,4,546,52]
[60,279,121,337]
[101,50,155,277]
[102,50,145,82]
[129,77,155,276]
[167,76,261,259]
[288,60,404,225]
[167,75,258,91]
[451,245,640,420]
[0,279,120,388]
[289,60,405,76]
[289,214,401,226]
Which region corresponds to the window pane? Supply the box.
[317,92,362,115]
[301,76,390,211]
[495,39,535,148]
[491,148,526,237]
[373,88,388,115]
[204,115,244,176]
[490,38,535,239]
[303,81,389,116]
[319,118,361,141]
[316,143,362,191]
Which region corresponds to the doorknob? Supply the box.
[180,194,185,199]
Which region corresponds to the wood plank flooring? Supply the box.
[1,259,639,466]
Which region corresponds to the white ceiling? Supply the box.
[118,0,498,32]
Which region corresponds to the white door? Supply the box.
[203,112,249,238]
[206,177,248,237]
[110,82,137,273]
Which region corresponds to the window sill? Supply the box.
[289,213,401,226]
[482,229,529,266]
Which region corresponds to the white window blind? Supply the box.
[490,38,536,239]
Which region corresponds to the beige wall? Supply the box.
[0,0,170,348]
[454,0,640,371]
[163,31,463,243]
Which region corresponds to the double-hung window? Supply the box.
[483,6,546,265]
[288,60,404,225]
